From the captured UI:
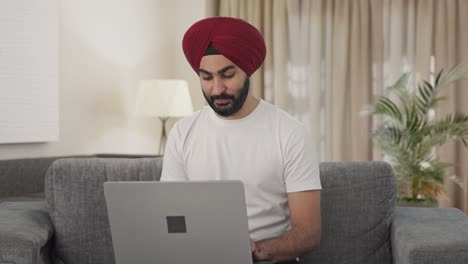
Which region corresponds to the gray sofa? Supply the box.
[0,157,467,264]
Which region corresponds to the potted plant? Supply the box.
[364,64,468,206]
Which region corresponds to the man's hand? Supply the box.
[251,190,321,262]
[251,240,273,261]
[251,240,271,260]
[251,240,256,253]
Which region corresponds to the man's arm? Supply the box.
[252,190,321,262]
[160,123,188,181]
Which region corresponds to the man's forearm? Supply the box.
[253,225,320,262]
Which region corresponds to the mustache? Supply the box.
[210,93,235,101]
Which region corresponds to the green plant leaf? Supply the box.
[373,97,403,123]
[435,70,443,87]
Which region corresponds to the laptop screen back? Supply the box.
[104,181,253,264]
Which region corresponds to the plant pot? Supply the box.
[397,198,439,208]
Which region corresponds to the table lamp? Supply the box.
[136,79,193,155]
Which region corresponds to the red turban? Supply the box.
[182,17,266,76]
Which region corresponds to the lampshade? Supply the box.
[136,79,193,117]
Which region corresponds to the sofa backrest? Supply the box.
[45,157,163,264]
[0,156,67,199]
[302,161,396,264]
[0,154,158,202]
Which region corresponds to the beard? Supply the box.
[203,77,250,117]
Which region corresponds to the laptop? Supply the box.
[104,180,268,264]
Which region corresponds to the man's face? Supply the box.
[199,55,250,117]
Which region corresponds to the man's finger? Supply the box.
[250,241,257,252]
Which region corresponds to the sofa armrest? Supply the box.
[0,201,54,264]
[391,206,468,264]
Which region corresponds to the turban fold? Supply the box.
[182,17,266,76]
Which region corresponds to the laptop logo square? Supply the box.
[166,216,187,233]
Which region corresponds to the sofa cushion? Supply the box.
[45,157,163,264]
[302,161,396,264]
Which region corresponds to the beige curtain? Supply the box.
[219,0,375,161]
[330,0,374,161]
[432,0,468,212]
[218,0,468,213]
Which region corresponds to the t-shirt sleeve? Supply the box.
[283,125,321,192]
[160,123,188,181]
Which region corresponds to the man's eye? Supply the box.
[222,73,235,79]
[202,76,213,81]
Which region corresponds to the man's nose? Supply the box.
[212,77,226,95]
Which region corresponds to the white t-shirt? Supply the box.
[161,99,321,241]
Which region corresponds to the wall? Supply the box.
[0,0,212,159]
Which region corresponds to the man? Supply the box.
[161,17,321,263]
